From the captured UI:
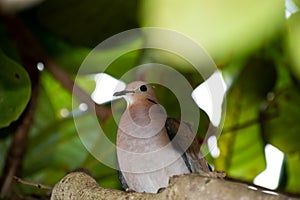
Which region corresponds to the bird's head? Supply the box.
[113,81,159,106]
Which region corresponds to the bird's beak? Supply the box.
[113,90,134,97]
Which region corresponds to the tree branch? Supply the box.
[222,118,259,133]
[0,14,40,197]
[0,84,39,198]
[50,172,299,200]
[13,176,52,190]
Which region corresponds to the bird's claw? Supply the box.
[125,188,136,193]
[157,187,166,193]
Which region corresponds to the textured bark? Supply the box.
[51,172,299,200]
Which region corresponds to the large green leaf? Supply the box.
[140,0,284,61]
[0,51,31,128]
[216,57,277,181]
[261,86,300,154]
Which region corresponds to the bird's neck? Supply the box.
[127,102,165,127]
[128,104,152,125]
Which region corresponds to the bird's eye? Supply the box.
[139,85,147,92]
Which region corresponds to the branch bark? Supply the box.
[51,172,299,200]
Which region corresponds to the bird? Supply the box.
[113,81,212,193]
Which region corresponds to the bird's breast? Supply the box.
[118,104,167,141]
[116,105,190,193]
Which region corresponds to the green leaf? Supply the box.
[40,72,73,115]
[285,153,300,193]
[287,12,300,83]
[140,0,284,60]
[216,57,277,181]
[261,86,300,154]
[0,51,31,128]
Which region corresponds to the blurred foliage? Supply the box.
[216,56,277,180]
[0,50,31,128]
[35,0,139,47]
[287,12,300,82]
[0,0,300,198]
[139,0,285,61]
[262,86,300,154]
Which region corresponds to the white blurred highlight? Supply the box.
[254,144,284,190]
[79,103,88,112]
[285,0,299,19]
[192,70,227,127]
[207,135,220,158]
[37,62,44,71]
[60,108,69,118]
[91,73,126,104]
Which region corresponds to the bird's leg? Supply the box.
[125,188,136,193]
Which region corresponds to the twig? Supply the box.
[222,118,259,133]
[13,176,52,190]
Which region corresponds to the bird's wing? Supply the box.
[165,117,211,173]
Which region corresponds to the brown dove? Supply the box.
[113,81,211,193]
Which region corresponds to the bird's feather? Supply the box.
[114,81,213,193]
[165,117,211,173]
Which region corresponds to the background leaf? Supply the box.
[261,86,300,154]
[287,12,300,82]
[0,51,31,128]
[216,56,277,181]
[139,0,285,61]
